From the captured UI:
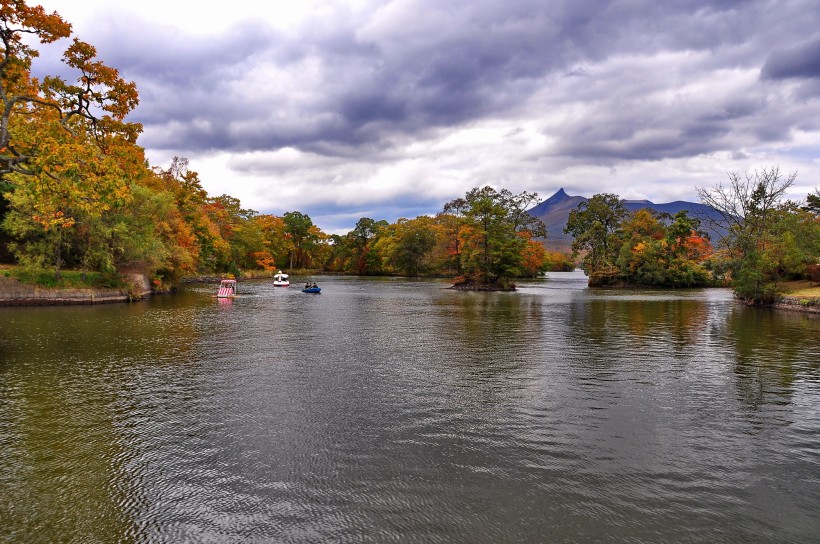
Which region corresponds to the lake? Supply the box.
[1,271,818,543]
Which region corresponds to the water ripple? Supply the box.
[1,276,818,542]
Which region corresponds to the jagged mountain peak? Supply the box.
[548,187,568,200]
[530,188,585,216]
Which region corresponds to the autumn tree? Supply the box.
[373,216,438,276]
[520,236,550,276]
[433,210,463,274]
[614,209,712,287]
[152,158,234,273]
[96,182,182,278]
[543,250,575,272]
[1,1,143,277]
[325,233,354,272]
[697,168,819,303]
[249,214,288,270]
[347,217,387,274]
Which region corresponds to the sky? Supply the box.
[31,0,820,233]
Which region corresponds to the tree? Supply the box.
[375,216,437,276]
[283,211,315,269]
[394,218,436,276]
[520,237,550,276]
[445,186,547,287]
[325,233,354,272]
[248,214,288,270]
[697,167,819,303]
[564,193,628,285]
[434,209,464,274]
[0,1,143,277]
[543,250,575,272]
[348,217,387,274]
[696,167,794,241]
[152,158,232,273]
[613,209,712,288]
[0,177,12,260]
[1,3,139,179]
[803,190,820,216]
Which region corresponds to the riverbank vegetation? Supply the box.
[697,168,820,304]
[566,168,819,305]
[565,194,716,288]
[1,266,123,289]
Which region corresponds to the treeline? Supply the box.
[1,154,572,288]
[322,187,573,285]
[567,168,820,304]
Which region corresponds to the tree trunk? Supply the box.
[54,233,62,280]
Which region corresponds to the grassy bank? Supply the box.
[782,280,820,299]
[0,265,125,289]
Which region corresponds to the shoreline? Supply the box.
[3,272,819,314]
[0,274,152,306]
[771,296,820,314]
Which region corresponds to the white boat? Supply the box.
[273,271,290,287]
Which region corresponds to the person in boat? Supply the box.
[311,282,318,288]
[305,282,311,289]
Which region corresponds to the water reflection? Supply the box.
[724,305,819,412]
[1,275,818,543]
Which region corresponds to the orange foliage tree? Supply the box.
[1,1,143,276]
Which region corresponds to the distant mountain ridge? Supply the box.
[528,188,725,251]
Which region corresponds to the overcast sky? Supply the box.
[33,0,820,232]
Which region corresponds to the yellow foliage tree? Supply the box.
[1,1,143,275]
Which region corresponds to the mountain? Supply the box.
[528,188,726,252]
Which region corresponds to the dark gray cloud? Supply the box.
[761,35,820,80]
[152,1,815,162]
[39,0,820,162]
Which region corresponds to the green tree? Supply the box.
[348,217,387,274]
[0,178,12,261]
[564,193,628,285]
[0,2,142,277]
[325,233,354,272]
[283,211,315,269]
[376,216,437,276]
[803,190,820,215]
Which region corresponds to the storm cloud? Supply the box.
[36,0,820,231]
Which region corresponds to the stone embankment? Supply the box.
[0,274,152,306]
[772,296,820,314]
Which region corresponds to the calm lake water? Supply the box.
[1,271,818,543]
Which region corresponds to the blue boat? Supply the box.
[301,286,321,294]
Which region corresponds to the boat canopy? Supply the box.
[217,279,237,298]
